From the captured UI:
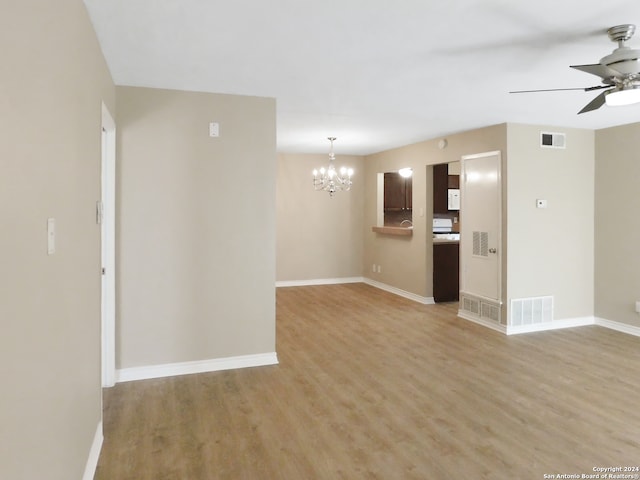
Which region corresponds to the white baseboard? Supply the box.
[363,278,434,305]
[504,316,640,337]
[275,277,433,304]
[276,277,363,287]
[458,312,640,339]
[456,310,595,336]
[506,316,595,335]
[595,317,640,337]
[115,352,279,383]
[82,421,103,480]
[457,310,507,334]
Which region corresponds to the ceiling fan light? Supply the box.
[605,87,640,106]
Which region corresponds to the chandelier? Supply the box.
[312,137,353,197]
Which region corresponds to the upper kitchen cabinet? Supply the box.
[433,163,460,214]
[384,172,412,211]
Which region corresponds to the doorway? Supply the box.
[101,103,116,387]
[458,151,503,326]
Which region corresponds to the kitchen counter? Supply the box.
[433,238,460,244]
[372,226,413,236]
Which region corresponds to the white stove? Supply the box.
[433,218,459,240]
[433,218,453,233]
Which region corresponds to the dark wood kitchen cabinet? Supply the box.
[433,164,449,214]
[433,163,459,214]
[384,172,412,211]
[433,242,459,302]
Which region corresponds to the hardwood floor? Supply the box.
[96,283,640,479]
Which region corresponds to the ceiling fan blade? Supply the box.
[578,90,610,114]
[570,63,618,82]
[509,85,610,94]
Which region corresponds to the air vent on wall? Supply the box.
[510,296,553,326]
[460,293,502,324]
[481,302,501,323]
[472,231,489,257]
[540,131,566,149]
[462,295,480,315]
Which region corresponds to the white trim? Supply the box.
[457,312,640,338]
[460,290,503,306]
[82,421,103,480]
[115,352,279,383]
[276,277,363,287]
[457,310,507,334]
[595,317,640,337]
[275,277,433,304]
[101,102,116,388]
[363,278,434,305]
[506,316,594,335]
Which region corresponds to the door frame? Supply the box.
[459,150,503,304]
[101,102,116,387]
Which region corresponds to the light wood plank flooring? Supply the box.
[96,283,640,479]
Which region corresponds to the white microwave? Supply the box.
[448,189,460,210]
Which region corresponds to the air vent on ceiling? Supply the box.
[540,131,566,149]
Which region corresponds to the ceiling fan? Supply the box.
[511,24,640,114]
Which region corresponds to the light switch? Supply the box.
[47,218,55,255]
[536,199,548,209]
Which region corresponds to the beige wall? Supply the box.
[278,122,598,325]
[595,122,640,327]
[0,1,115,479]
[117,87,276,368]
[506,124,594,321]
[276,153,365,281]
[363,125,507,298]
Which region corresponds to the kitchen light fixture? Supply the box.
[312,137,353,197]
[605,85,640,106]
[398,168,413,178]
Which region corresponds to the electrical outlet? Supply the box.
[377,265,381,273]
[635,301,640,314]
[372,264,376,273]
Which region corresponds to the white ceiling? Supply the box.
[83,0,640,155]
